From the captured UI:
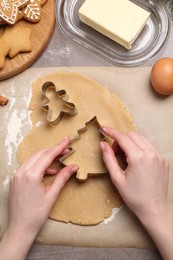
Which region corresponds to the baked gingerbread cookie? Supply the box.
[0,23,32,68]
[0,0,48,24]
[18,0,48,23]
[0,0,48,69]
[1,23,32,58]
[0,38,10,68]
[0,0,29,25]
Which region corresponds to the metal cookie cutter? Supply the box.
[59,116,107,181]
[41,81,77,125]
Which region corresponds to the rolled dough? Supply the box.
[17,71,135,225]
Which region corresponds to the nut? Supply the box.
[0,95,9,106]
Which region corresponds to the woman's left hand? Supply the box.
[8,137,78,239]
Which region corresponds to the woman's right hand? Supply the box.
[100,127,173,260]
[100,127,169,222]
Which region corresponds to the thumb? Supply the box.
[100,141,124,187]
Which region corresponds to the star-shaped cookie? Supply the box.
[2,23,32,58]
[0,0,29,24]
[0,38,10,69]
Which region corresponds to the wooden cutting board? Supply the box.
[0,0,55,81]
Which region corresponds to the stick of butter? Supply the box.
[79,0,150,50]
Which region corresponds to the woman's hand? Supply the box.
[0,137,78,260]
[100,127,169,222]
[100,127,173,260]
[9,137,78,237]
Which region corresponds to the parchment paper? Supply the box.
[0,67,173,248]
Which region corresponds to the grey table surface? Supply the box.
[26,12,173,259]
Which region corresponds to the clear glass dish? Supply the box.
[56,0,171,66]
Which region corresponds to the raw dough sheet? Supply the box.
[18,71,134,226]
[0,67,173,248]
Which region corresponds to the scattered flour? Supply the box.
[3,175,10,192]
[44,47,72,61]
[35,121,44,128]
[103,206,123,224]
[4,83,32,166]
[5,108,27,165]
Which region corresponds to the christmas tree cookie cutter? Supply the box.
[59,116,108,181]
[41,81,78,126]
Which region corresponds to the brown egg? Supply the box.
[150,57,173,95]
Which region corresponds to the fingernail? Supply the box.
[62,136,70,141]
[71,165,79,172]
[101,126,109,132]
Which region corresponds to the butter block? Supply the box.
[79,0,150,50]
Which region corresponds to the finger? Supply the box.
[127,132,162,160]
[100,141,125,186]
[53,148,71,161]
[140,135,161,156]
[48,164,79,199]
[31,137,70,177]
[44,148,72,175]
[45,168,59,175]
[18,141,71,175]
[102,127,140,156]
[17,148,49,174]
[127,132,149,151]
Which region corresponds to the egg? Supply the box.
[150,57,173,95]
